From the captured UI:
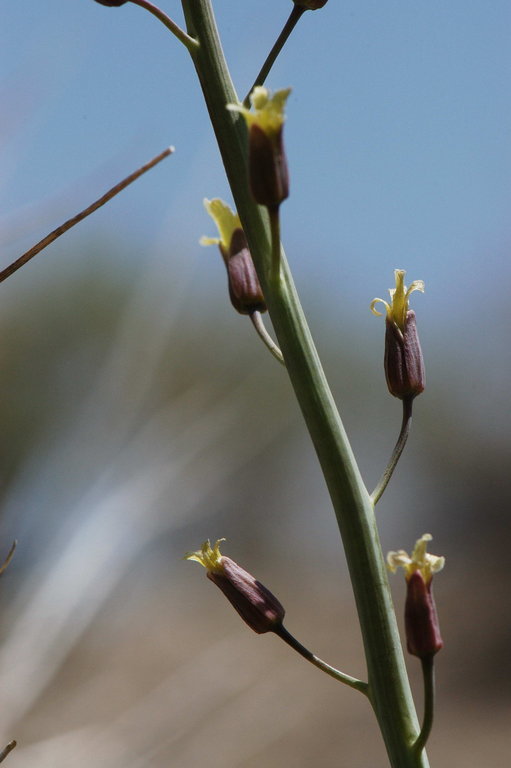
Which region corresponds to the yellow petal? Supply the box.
[202,199,240,252]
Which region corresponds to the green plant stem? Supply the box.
[243,5,306,108]
[413,657,435,757]
[181,1,429,765]
[275,624,368,694]
[371,397,413,505]
[250,311,285,365]
[130,0,198,51]
[268,205,282,283]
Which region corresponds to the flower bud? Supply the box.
[388,533,445,660]
[185,540,285,634]
[404,571,443,659]
[201,199,266,315]
[94,0,128,6]
[293,0,329,8]
[228,87,291,209]
[371,269,425,400]
[226,228,266,314]
[384,309,425,400]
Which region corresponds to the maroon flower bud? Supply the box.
[185,540,285,634]
[228,88,291,209]
[247,123,289,209]
[201,198,266,315]
[371,269,425,400]
[384,309,425,400]
[94,0,128,6]
[226,228,266,315]
[404,571,443,659]
[388,534,445,660]
[293,0,329,9]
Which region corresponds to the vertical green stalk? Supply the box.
[180,2,429,765]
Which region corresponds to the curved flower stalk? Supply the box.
[186,539,367,693]
[370,270,425,504]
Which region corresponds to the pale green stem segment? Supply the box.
[413,657,435,758]
[180,1,429,765]
[250,311,285,366]
[243,5,306,108]
[371,397,413,505]
[130,0,198,51]
[268,206,282,284]
[275,624,368,695]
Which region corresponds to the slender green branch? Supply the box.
[243,5,306,108]
[0,742,16,764]
[250,311,285,365]
[413,657,435,757]
[180,1,428,764]
[268,206,282,284]
[129,0,198,51]
[0,147,173,285]
[371,397,414,505]
[275,624,368,694]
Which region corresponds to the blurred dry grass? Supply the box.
[0,232,509,768]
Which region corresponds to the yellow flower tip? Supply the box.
[201,198,241,252]
[387,533,445,583]
[370,269,425,331]
[227,87,292,136]
[184,538,226,574]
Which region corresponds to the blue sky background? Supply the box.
[2,1,510,304]
[2,0,510,444]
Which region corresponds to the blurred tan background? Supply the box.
[2,1,511,766]
[0,237,509,767]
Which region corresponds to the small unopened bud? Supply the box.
[404,571,443,659]
[185,539,285,634]
[201,199,266,315]
[384,309,425,400]
[371,269,425,400]
[293,0,329,9]
[226,229,266,314]
[388,534,445,660]
[228,87,291,209]
[94,0,128,6]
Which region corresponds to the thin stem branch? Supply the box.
[268,206,282,284]
[243,5,305,108]
[413,656,435,757]
[0,541,16,577]
[250,311,285,365]
[371,397,414,505]
[129,0,198,51]
[0,742,16,764]
[275,624,368,694]
[0,147,173,285]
